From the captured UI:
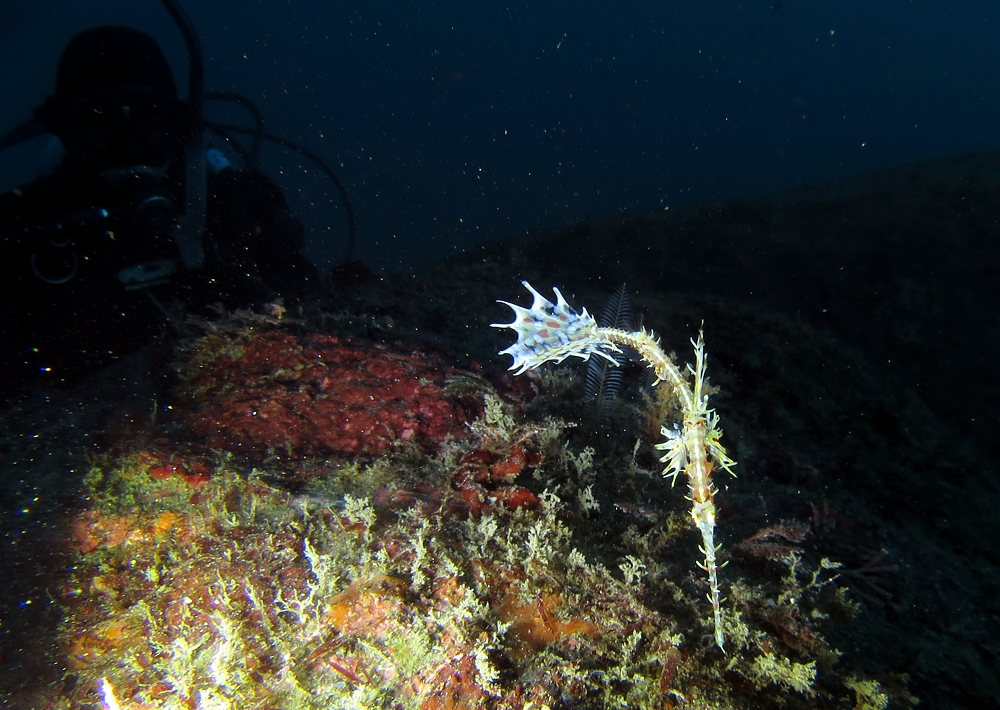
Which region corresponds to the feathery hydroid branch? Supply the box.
[492,281,736,650]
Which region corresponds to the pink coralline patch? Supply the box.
[448,446,542,518]
[179,331,471,458]
[140,451,214,489]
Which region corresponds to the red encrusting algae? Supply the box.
[179,330,472,458]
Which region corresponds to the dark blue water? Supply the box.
[2,0,998,273]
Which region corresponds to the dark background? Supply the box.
[2,0,999,273]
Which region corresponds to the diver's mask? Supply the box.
[35,84,198,169]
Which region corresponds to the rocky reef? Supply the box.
[46,312,913,709]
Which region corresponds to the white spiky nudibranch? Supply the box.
[491,281,621,375]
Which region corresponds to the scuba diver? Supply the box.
[0,4,356,401]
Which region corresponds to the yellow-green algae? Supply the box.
[55,385,913,709]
